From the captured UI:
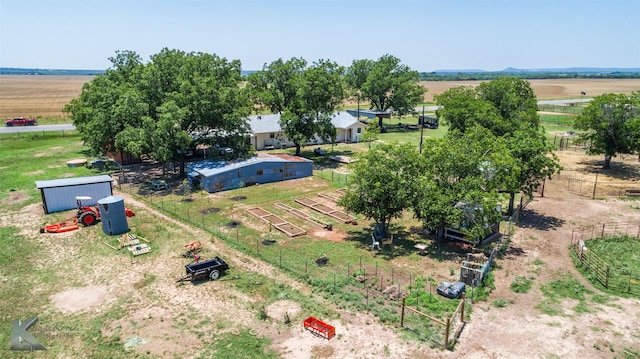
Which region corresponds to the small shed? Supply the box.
[35,175,113,214]
[188,153,313,193]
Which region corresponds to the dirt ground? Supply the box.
[39,151,640,359]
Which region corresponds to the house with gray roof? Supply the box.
[248,112,367,151]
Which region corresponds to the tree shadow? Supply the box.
[575,156,640,181]
[517,208,566,231]
[345,224,476,262]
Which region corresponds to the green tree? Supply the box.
[65,50,146,155]
[248,58,346,155]
[574,92,640,169]
[65,49,251,177]
[339,142,422,238]
[351,54,426,128]
[360,121,381,149]
[435,77,561,214]
[412,126,516,243]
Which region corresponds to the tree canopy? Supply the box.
[435,76,561,214]
[64,48,251,176]
[247,58,346,155]
[348,54,425,128]
[338,142,422,238]
[574,92,640,169]
[412,126,516,242]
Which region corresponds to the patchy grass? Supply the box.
[537,271,594,316]
[510,276,533,293]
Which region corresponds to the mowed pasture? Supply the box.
[1,75,639,119]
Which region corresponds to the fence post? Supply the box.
[400,298,406,327]
[605,266,610,288]
[445,317,451,349]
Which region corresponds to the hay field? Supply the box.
[1,75,639,119]
[0,75,92,119]
[421,78,640,102]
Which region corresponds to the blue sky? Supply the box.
[1,0,639,72]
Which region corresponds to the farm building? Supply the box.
[248,112,367,151]
[35,175,113,214]
[188,153,313,193]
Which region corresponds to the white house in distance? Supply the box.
[248,112,367,151]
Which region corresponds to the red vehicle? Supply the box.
[5,117,38,126]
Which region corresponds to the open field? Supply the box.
[420,78,640,102]
[0,75,92,119]
[1,75,639,119]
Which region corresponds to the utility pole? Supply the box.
[419,106,425,154]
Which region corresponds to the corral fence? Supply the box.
[400,294,466,350]
[570,222,640,295]
[554,174,640,198]
[538,103,586,115]
[551,134,591,151]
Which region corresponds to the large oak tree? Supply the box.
[247,58,346,155]
[348,55,425,128]
[435,77,561,214]
[574,92,640,169]
[65,49,251,177]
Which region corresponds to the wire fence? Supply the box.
[554,174,640,198]
[116,179,484,349]
[570,222,640,295]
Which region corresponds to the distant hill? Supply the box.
[423,67,640,81]
[434,67,640,74]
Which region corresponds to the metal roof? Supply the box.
[248,112,361,134]
[35,175,113,189]
[188,153,312,178]
[248,114,282,134]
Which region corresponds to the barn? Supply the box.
[188,153,313,193]
[35,175,113,214]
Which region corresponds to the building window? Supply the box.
[270,133,275,139]
[357,128,362,134]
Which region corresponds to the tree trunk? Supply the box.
[436,226,445,245]
[603,154,612,169]
[295,144,301,156]
[508,192,515,216]
[179,155,186,178]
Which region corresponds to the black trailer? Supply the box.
[177,256,229,282]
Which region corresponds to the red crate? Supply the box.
[303,316,335,340]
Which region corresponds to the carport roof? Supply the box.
[35,175,113,189]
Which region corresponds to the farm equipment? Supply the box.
[303,316,335,340]
[40,218,80,233]
[75,196,135,226]
[176,256,229,283]
[40,196,135,233]
[182,241,203,257]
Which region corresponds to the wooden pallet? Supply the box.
[128,244,151,256]
[246,207,306,237]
